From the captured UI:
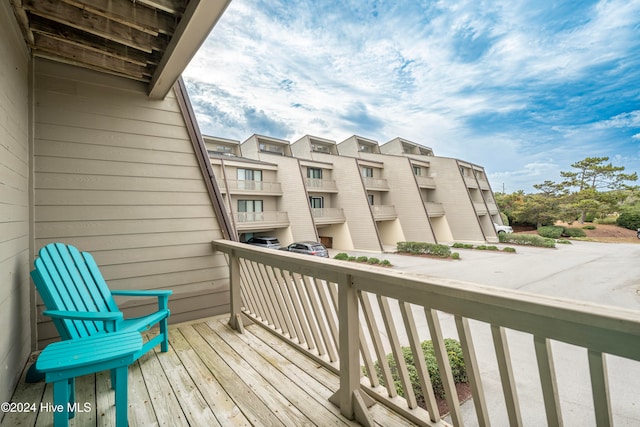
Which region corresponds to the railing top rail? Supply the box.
[212,239,640,360]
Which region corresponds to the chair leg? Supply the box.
[114,366,129,427]
[53,380,70,427]
[68,378,76,419]
[160,319,169,352]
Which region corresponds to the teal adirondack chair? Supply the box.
[28,243,172,380]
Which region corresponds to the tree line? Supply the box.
[495,157,639,228]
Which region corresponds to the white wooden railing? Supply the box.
[212,240,640,426]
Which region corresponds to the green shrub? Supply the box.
[538,226,564,239]
[334,252,349,260]
[348,256,357,261]
[475,245,487,250]
[451,252,460,260]
[464,244,474,249]
[556,239,572,244]
[380,259,392,266]
[563,227,587,238]
[356,256,368,263]
[502,247,516,253]
[487,245,499,251]
[452,243,465,248]
[499,233,556,248]
[371,339,466,399]
[367,257,380,264]
[582,225,596,230]
[617,211,640,230]
[397,241,451,258]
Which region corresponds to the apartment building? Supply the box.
[205,133,502,251]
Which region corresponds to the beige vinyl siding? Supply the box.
[0,3,31,405]
[359,153,436,243]
[313,154,382,251]
[429,157,485,242]
[259,155,317,243]
[33,59,228,347]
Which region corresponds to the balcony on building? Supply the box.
[371,204,397,221]
[305,178,338,193]
[310,207,346,225]
[224,180,283,195]
[473,201,488,215]
[362,177,390,191]
[425,201,445,217]
[234,211,290,230]
[416,175,437,189]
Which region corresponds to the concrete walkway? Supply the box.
[330,241,640,426]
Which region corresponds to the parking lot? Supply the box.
[330,241,640,425]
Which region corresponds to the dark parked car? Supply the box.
[246,236,281,249]
[281,241,329,257]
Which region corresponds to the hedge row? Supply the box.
[333,253,392,266]
[537,225,586,239]
[396,241,451,258]
[498,233,556,248]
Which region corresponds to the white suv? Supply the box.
[493,223,513,234]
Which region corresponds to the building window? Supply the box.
[307,168,323,179]
[359,145,373,153]
[237,168,262,181]
[368,194,374,205]
[237,200,263,212]
[309,196,324,208]
[460,167,466,176]
[311,144,330,153]
[362,167,373,178]
[413,166,421,176]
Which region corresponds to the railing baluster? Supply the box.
[256,262,285,332]
[271,267,300,341]
[425,308,464,426]
[315,278,339,355]
[262,264,290,335]
[281,270,314,349]
[239,259,267,323]
[401,302,441,422]
[378,296,418,409]
[248,261,278,328]
[292,272,325,356]
[304,276,337,362]
[534,336,563,426]
[359,291,397,398]
[455,316,490,427]
[588,350,612,426]
[491,325,522,426]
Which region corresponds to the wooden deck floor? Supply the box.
[3,315,413,426]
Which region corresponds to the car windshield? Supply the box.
[311,245,325,251]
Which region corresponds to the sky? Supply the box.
[183,0,640,193]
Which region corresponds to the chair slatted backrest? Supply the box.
[31,243,120,340]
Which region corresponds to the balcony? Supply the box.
[223,180,283,195]
[463,175,478,189]
[234,211,289,231]
[425,201,445,217]
[305,178,338,193]
[10,242,640,426]
[473,201,488,215]
[486,200,499,214]
[477,177,491,190]
[311,207,346,225]
[371,204,397,221]
[415,175,436,189]
[212,241,640,426]
[362,177,390,191]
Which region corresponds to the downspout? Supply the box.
[174,77,236,241]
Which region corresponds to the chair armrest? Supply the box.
[43,310,124,321]
[111,290,171,310]
[111,290,172,297]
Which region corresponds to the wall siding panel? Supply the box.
[0,2,31,406]
[33,59,229,349]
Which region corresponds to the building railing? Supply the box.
[224,180,283,194]
[305,178,338,192]
[371,205,397,220]
[463,175,478,189]
[415,175,436,189]
[233,211,289,230]
[212,239,640,427]
[362,177,390,190]
[311,207,346,224]
[473,201,488,215]
[424,201,445,216]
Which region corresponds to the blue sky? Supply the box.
[184,0,640,193]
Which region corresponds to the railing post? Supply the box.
[228,250,244,333]
[330,274,373,426]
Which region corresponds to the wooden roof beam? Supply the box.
[148,0,231,99]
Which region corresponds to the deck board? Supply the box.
[2,315,414,427]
